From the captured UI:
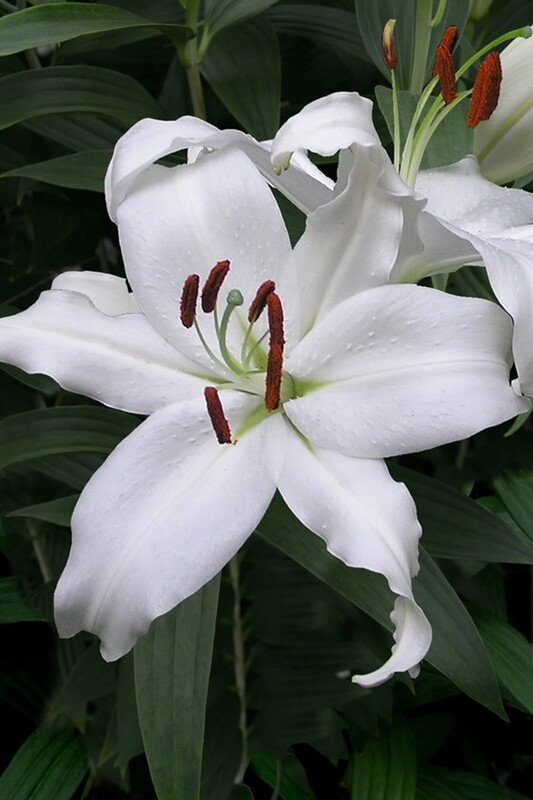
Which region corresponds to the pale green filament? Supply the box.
[190,287,270,380]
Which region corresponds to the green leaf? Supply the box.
[203,0,280,40]
[267,4,367,59]
[258,494,505,716]
[391,466,533,564]
[116,654,144,774]
[0,65,166,131]
[1,150,112,193]
[0,576,43,623]
[23,114,125,151]
[250,752,313,800]
[8,495,78,527]
[134,575,221,800]
[201,18,280,139]
[0,726,87,800]
[229,788,254,800]
[47,642,116,725]
[0,3,192,56]
[494,473,533,540]
[417,767,529,800]
[0,406,138,470]
[415,550,504,717]
[350,719,417,800]
[474,614,533,714]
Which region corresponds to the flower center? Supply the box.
[179,261,292,443]
[383,20,531,185]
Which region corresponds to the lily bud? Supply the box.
[382,19,397,70]
[474,27,533,183]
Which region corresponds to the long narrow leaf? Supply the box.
[134,576,221,800]
[0,3,192,55]
[0,66,166,131]
[0,726,87,800]
[0,406,138,470]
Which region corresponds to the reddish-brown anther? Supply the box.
[265,342,283,411]
[204,386,232,444]
[201,260,230,313]
[248,280,276,323]
[179,274,200,328]
[266,292,285,349]
[434,43,457,104]
[440,26,459,56]
[467,51,502,128]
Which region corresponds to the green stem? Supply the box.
[29,522,52,583]
[0,0,16,13]
[229,555,249,784]
[186,61,206,119]
[409,0,434,94]
[456,27,531,82]
[184,0,200,27]
[24,48,42,69]
[391,69,401,169]
[429,0,448,27]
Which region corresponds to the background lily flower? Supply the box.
[0,141,526,688]
[474,26,533,184]
[270,91,533,397]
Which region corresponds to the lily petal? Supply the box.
[468,236,533,397]
[115,147,297,368]
[353,597,432,687]
[293,146,418,328]
[277,425,431,686]
[417,156,533,394]
[416,156,533,238]
[51,271,140,315]
[271,92,381,170]
[105,115,331,220]
[285,284,528,458]
[271,91,473,321]
[0,290,209,414]
[55,392,283,661]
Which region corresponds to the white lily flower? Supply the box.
[474,27,533,184]
[270,91,533,397]
[0,141,526,687]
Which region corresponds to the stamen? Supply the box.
[179,274,200,328]
[267,292,285,349]
[382,19,397,71]
[265,342,283,411]
[201,260,230,313]
[434,42,457,104]
[248,280,276,323]
[438,25,459,57]
[204,386,232,444]
[467,51,502,128]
